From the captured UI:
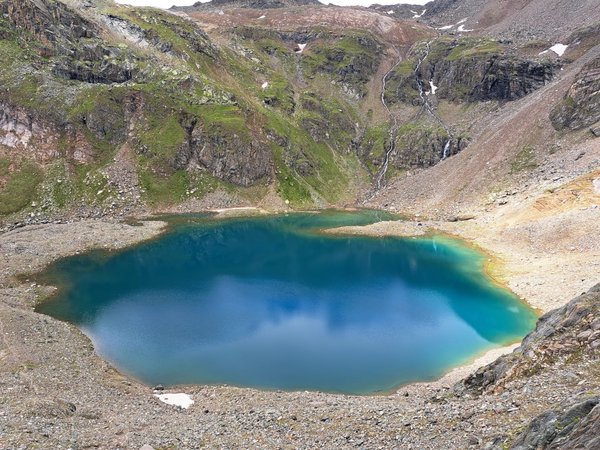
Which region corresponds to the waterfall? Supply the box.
[415,43,455,160]
[442,140,451,159]
[375,46,403,190]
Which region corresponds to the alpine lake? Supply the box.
[36,210,537,395]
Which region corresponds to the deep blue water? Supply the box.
[37,210,537,394]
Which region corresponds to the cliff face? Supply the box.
[385,38,559,105]
[551,56,600,131]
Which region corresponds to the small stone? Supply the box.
[153,384,164,391]
[139,445,154,450]
[577,330,593,340]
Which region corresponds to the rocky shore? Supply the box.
[0,207,598,449]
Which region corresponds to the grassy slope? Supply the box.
[0,3,381,214]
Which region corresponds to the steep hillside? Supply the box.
[421,0,600,42]
[1,0,422,217]
[2,0,597,224]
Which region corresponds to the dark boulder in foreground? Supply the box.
[507,397,600,450]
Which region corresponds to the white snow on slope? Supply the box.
[154,393,194,409]
[550,44,568,56]
[413,9,426,18]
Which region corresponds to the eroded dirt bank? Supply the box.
[0,198,598,449]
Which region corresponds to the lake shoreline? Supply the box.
[0,209,570,391]
[1,206,598,449]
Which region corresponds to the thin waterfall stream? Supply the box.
[375,46,402,190]
[414,41,453,160]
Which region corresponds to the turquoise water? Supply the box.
[37,210,537,394]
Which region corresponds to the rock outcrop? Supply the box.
[550,56,600,131]
[504,397,600,450]
[174,116,274,186]
[0,0,98,53]
[386,38,559,104]
[457,283,600,395]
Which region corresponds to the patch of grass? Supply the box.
[445,38,502,61]
[273,147,314,207]
[267,108,356,207]
[510,145,538,174]
[362,124,390,173]
[139,169,189,206]
[0,159,43,215]
[197,104,248,135]
[139,113,186,162]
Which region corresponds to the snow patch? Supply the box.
[296,43,307,53]
[457,24,474,32]
[456,18,468,25]
[261,81,269,89]
[429,80,438,95]
[258,15,266,19]
[154,393,194,409]
[438,25,453,30]
[413,9,426,19]
[387,10,394,15]
[549,44,568,57]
